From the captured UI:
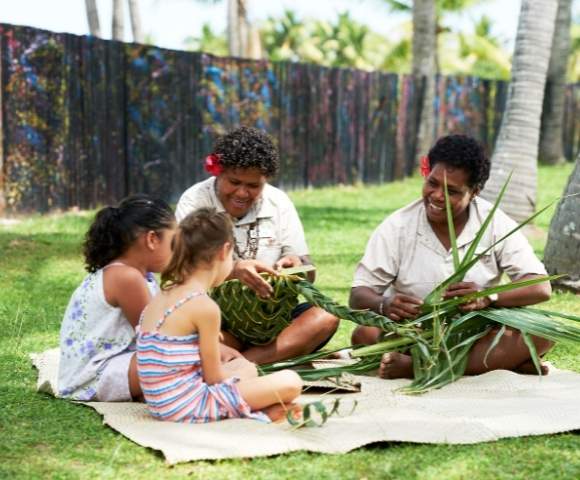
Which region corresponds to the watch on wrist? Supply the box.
[487,293,499,305]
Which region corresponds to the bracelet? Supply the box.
[378,298,385,316]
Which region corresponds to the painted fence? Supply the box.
[0,24,578,213]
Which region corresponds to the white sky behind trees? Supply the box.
[0,0,577,52]
[0,0,517,49]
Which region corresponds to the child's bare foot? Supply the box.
[264,402,302,423]
[379,352,414,379]
[514,360,549,376]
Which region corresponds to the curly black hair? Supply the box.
[83,194,174,273]
[213,126,279,178]
[427,134,490,191]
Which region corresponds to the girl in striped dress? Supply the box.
[137,207,303,423]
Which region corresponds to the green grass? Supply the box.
[1,163,579,479]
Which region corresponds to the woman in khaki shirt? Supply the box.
[350,135,552,379]
[176,126,338,364]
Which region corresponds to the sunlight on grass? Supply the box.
[1,166,579,478]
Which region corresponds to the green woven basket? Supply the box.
[211,274,301,345]
[210,267,400,346]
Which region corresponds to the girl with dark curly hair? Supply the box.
[175,126,339,364]
[350,134,553,379]
[58,195,176,402]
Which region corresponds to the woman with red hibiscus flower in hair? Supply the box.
[349,134,552,379]
[175,126,338,364]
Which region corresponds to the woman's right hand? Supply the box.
[231,259,278,298]
[384,294,423,322]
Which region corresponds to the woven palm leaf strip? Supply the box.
[211,273,416,346]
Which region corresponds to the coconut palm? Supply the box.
[85,0,101,37]
[543,151,580,292]
[383,0,485,72]
[413,0,437,167]
[481,0,559,223]
[539,0,573,165]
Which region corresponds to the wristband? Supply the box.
[378,298,385,316]
[487,293,499,305]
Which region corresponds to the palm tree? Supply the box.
[539,0,573,165]
[112,0,124,41]
[85,0,101,37]
[383,0,484,72]
[413,0,436,165]
[569,20,580,80]
[481,0,558,223]
[128,0,144,43]
[543,151,580,292]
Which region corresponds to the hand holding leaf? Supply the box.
[444,282,492,312]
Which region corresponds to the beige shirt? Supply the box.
[175,177,309,267]
[352,197,547,300]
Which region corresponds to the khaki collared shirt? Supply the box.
[175,177,309,267]
[352,197,547,300]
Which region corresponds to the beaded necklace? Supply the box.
[234,220,260,260]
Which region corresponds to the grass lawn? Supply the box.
[1,164,579,479]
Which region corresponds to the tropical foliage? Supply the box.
[185,7,514,79]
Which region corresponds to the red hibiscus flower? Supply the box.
[420,155,430,177]
[204,153,223,176]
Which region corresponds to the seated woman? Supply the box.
[175,126,339,364]
[350,134,552,379]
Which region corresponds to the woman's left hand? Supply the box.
[274,255,302,271]
[444,282,491,312]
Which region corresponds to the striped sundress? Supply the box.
[136,290,270,424]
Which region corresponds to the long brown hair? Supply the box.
[161,207,234,290]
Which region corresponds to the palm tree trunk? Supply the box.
[112,0,124,41]
[85,0,101,37]
[539,0,572,165]
[238,0,249,57]
[128,0,144,43]
[481,0,558,223]
[227,0,240,56]
[544,151,580,292]
[413,0,436,166]
[247,26,263,60]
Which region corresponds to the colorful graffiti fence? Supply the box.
[0,24,578,213]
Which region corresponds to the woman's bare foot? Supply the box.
[379,352,414,379]
[264,402,302,423]
[514,359,549,376]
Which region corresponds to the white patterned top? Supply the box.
[58,267,158,400]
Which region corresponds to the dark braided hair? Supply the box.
[161,207,234,290]
[427,134,490,191]
[214,126,279,178]
[83,194,175,273]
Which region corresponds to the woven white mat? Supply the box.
[31,348,580,464]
